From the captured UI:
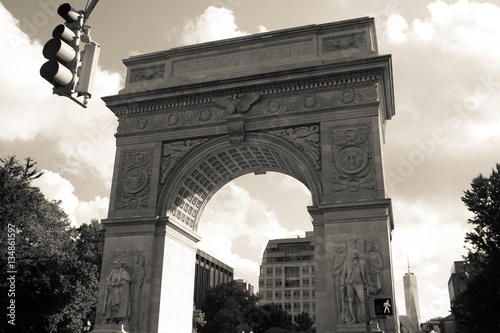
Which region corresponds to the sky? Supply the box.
[1,0,500,323]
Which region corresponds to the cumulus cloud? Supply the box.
[180,6,268,45]
[32,170,109,226]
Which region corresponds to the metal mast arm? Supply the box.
[83,0,100,22]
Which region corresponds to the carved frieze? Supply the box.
[330,125,375,192]
[116,84,379,135]
[161,139,208,184]
[322,33,366,53]
[270,125,321,170]
[116,151,153,210]
[129,64,165,83]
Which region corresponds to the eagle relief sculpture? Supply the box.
[212,93,261,115]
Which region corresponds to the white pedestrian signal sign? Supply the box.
[374,298,393,316]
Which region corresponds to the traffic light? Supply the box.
[40,2,100,108]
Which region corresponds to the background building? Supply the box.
[259,232,315,324]
[194,249,234,308]
[235,278,255,295]
[448,261,467,305]
[401,264,421,332]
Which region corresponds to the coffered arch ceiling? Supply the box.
[158,133,322,232]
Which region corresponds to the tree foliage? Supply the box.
[451,163,500,332]
[199,281,314,333]
[0,156,104,332]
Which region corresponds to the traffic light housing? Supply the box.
[40,3,100,108]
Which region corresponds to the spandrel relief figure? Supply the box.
[340,250,371,324]
[102,260,131,325]
[366,241,383,294]
[332,243,348,323]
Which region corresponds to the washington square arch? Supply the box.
[94,17,397,333]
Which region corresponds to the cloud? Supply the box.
[197,180,306,287]
[0,3,122,188]
[180,6,268,45]
[32,170,109,226]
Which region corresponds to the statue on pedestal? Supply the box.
[102,260,131,326]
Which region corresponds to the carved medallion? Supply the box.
[336,146,368,175]
[330,126,374,192]
[116,151,153,210]
[122,167,148,195]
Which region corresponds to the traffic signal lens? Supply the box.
[57,3,80,23]
[40,61,73,87]
[52,24,76,43]
[42,39,77,63]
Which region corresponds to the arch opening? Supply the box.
[196,172,313,289]
[158,133,323,232]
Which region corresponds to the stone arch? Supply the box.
[158,132,322,231]
[96,18,398,333]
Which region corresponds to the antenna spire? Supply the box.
[407,252,411,274]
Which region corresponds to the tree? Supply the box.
[295,312,314,332]
[253,303,294,333]
[451,163,500,332]
[0,156,105,332]
[193,305,207,333]
[200,281,260,333]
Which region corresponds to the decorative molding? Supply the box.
[116,83,379,134]
[161,139,209,184]
[330,125,375,192]
[116,151,153,210]
[322,32,366,53]
[129,64,165,83]
[270,125,321,170]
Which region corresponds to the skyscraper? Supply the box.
[401,262,421,332]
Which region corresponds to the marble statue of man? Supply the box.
[102,260,132,325]
[340,250,370,323]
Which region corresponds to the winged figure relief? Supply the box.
[212,93,261,114]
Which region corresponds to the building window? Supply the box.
[311,277,315,287]
[312,290,315,299]
[275,278,282,288]
[312,302,316,311]
[275,290,282,300]
[293,290,300,299]
[294,302,301,311]
[266,279,273,288]
[267,267,273,276]
[284,302,291,311]
[303,302,310,311]
[303,290,309,299]
[284,290,291,299]
[311,265,315,274]
[266,291,272,300]
[276,267,282,276]
[259,279,264,288]
[302,266,309,275]
[302,278,309,287]
[285,266,300,287]
[276,303,283,309]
